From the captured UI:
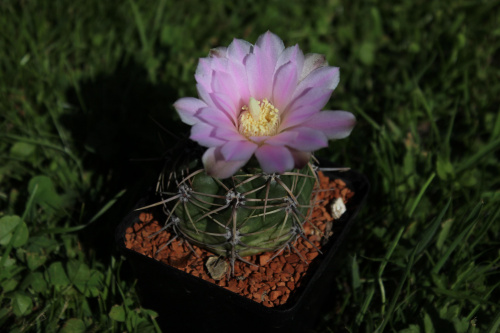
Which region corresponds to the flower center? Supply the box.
[238,97,280,137]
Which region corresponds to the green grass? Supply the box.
[1,0,499,332]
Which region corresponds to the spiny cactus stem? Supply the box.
[240,203,288,210]
[194,203,231,224]
[308,163,320,186]
[183,201,199,234]
[190,191,227,199]
[295,175,310,198]
[183,196,213,211]
[237,239,291,251]
[233,174,263,189]
[176,168,204,186]
[243,197,286,202]
[275,178,299,204]
[136,194,181,211]
[277,209,291,239]
[238,219,292,236]
[229,206,239,275]
[282,171,315,178]
[213,176,230,191]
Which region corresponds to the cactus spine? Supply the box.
[150,155,319,271]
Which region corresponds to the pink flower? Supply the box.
[174,31,356,179]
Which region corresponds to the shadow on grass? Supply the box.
[62,58,190,263]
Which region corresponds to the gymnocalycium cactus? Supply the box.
[151,32,355,272]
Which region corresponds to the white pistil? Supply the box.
[248,97,261,121]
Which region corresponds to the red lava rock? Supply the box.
[286,254,301,264]
[259,254,271,266]
[283,263,294,275]
[125,171,354,307]
[269,290,282,301]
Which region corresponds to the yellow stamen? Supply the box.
[238,98,280,138]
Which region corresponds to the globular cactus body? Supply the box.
[154,157,318,268]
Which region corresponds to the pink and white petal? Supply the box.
[174,97,208,125]
[255,31,285,65]
[227,60,250,106]
[211,71,240,107]
[248,135,270,145]
[272,61,298,111]
[281,87,333,129]
[285,127,328,151]
[195,58,213,89]
[255,145,294,174]
[197,83,216,108]
[227,38,253,63]
[263,131,298,146]
[195,107,236,128]
[294,66,339,99]
[220,140,258,161]
[214,125,246,142]
[190,122,226,147]
[244,52,269,100]
[289,149,311,169]
[203,147,250,179]
[303,110,356,139]
[299,53,328,81]
[210,57,229,73]
[209,92,239,124]
[209,47,228,58]
[275,44,305,78]
[196,58,212,76]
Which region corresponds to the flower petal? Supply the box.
[195,58,213,91]
[303,110,356,139]
[190,122,226,147]
[285,127,328,151]
[255,31,285,65]
[214,125,246,141]
[203,147,249,179]
[272,61,298,111]
[275,44,304,76]
[281,87,333,130]
[294,66,339,99]
[264,131,298,146]
[244,52,268,100]
[220,140,258,161]
[211,71,240,108]
[196,107,235,129]
[174,97,208,125]
[255,145,294,174]
[246,32,285,100]
[197,83,216,108]
[227,38,253,63]
[209,92,239,124]
[227,60,250,105]
[299,53,328,81]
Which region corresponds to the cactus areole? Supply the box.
[155,31,356,270]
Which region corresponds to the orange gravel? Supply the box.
[125,171,354,307]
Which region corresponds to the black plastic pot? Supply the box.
[116,167,369,333]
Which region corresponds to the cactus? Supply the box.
[147,150,319,272]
